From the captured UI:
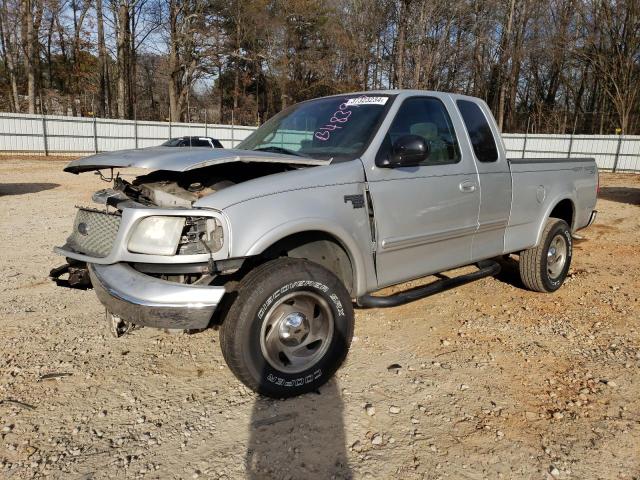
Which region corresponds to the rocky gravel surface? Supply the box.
[1,159,639,479]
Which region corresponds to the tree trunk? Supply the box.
[394,1,408,88]
[97,0,107,117]
[22,0,38,113]
[497,0,515,131]
[232,20,240,118]
[412,1,427,88]
[168,0,180,122]
[0,0,20,112]
[116,1,130,119]
[128,3,136,118]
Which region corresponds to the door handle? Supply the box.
[459,181,477,193]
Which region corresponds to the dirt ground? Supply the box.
[0,158,638,480]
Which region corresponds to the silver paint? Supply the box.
[89,263,225,329]
[57,90,598,322]
[64,146,329,174]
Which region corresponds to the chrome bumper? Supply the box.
[88,263,225,330]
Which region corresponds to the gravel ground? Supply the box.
[0,158,639,480]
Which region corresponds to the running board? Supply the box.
[356,260,501,308]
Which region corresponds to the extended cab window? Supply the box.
[456,100,498,162]
[377,97,460,166]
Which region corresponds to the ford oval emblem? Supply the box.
[78,222,89,236]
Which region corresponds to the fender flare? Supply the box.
[533,194,576,247]
[245,217,371,297]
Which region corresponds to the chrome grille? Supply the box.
[63,208,121,258]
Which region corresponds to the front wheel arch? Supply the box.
[244,221,369,296]
[260,231,355,296]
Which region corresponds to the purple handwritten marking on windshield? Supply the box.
[313,95,370,142]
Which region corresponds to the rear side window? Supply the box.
[456,100,498,162]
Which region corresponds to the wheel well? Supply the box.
[549,199,574,228]
[261,231,355,295]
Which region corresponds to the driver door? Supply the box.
[366,96,480,288]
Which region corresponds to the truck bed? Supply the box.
[505,157,598,253]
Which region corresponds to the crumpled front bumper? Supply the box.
[88,263,225,330]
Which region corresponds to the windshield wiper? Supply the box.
[253,146,308,157]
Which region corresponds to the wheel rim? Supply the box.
[259,291,334,374]
[547,234,568,279]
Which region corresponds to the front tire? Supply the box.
[219,258,354,398]
[519,218,572,292]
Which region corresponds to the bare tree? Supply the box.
[96,0,111,116]
[582,0,640,133]
[167,0,207,122]
[0,0,21,111]
[0,0,637,133]
[21,0,43,113]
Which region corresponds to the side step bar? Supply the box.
[356,260,501,308]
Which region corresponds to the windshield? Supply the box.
[162,138,184,146]
[237,94,393,161]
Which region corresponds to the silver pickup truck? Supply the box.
[53,91,598,397]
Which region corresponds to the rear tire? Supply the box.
[519,218,572,293]
[219,258,354,398]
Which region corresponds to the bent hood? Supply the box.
[63,146,329,174]
[193,159,366,211]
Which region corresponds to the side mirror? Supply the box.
[383,135,430,168]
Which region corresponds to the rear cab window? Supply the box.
[456,100,498,162]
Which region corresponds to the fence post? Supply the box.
[41,115,49,155]
[168,120,172,140]
[134,118,138,149]
[613,133,623,173]
[521,118,529,159]
[204,109,208,137]
[567,116,577,158]
[93,116,98,153]
[231,111,235,148]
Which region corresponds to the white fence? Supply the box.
[502,133,640,173]
[0,112,257,153]
[0,112,638,172]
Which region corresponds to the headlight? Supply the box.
[177,217,225,255]
[128,216,186,255]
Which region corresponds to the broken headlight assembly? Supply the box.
[177,217,225,255]
[127,215,225,256]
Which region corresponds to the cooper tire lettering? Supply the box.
[220,258,354,398]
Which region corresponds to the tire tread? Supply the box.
[219,258,353,397]
[519,218,566,293]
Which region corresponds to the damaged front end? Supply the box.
[51,172,234,329]
[52,149,323,330]
[49,261,92,289]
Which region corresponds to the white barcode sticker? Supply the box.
[345,96,388,106]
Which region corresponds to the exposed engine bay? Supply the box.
[101,161,301,208]
[51,161,308,289]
